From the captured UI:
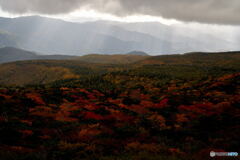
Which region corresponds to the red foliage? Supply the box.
[84,104,100,111]
[168,148,185,155]
[84,112,104,120]
[25,93,45,105]
[153,98,169,109]
[178,102,218,117]
[55,103,79,122]
[0,94,12,99]
[20,120,32,126]
[128,105,148,114]
[19,130,33,137]
[29,106,55,118]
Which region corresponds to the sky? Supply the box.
[0,0,240,25]
[0,5,181,25]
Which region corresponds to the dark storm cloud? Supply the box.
[0,0,240,24]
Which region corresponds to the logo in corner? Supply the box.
[210,151,216,157]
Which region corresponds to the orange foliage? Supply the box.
[79,128,101,139]
[19,130,33,137]
[0,94,12,99]
[148,114,166,128]
[20,120,32,126]
[125,142,160,153]
[84,104,100,111]
[25,93,45,105]
[179,102,218,117]
[39,135,51,140]
[175,114,189,123]
[168,148,184,155]
[29,106,55,118]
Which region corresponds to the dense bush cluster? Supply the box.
[0,72,239,160]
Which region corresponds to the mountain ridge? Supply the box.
[0,16,238,55]
[0,47,151,64]
[0,47,77,63]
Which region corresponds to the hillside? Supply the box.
[0,47,76,64]
[0,31,18,48]
[0,52,239,159]
[126,51,149,56]
[78,54,149,64]
[0,47,38,63]
[0,51,239,86]
[0,60,105,85]
[137,51,240,66]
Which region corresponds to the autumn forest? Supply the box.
[0,51,239,160]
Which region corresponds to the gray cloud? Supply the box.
[0,0,240,24]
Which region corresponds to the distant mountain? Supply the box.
[0,16,171,55]
[117,22,237,53]
[0,47,150,64]
[0,47,76,63]
[0,31,18,48]
[0,16,238,55]
[85,20,238,53]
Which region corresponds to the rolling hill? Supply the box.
[0,48,150,85]
[126,51,149,56]
[136,51,240,66]
[77,53,149,64]
[0,47,77,63]
[0,51,239,86]
[0,47,151,64]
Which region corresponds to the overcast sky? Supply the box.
[0,0,240,25]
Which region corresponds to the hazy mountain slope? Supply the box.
[117,22,237,53]
[0,16,236,55]
[0,16,171,55]
[0,47,150,64]
[81,21,172,53]
[0,31,18,48]
[0,47,77,63]
[0,47,37,63]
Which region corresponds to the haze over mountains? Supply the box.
[0,16,238,56]
[0,47,149,64]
